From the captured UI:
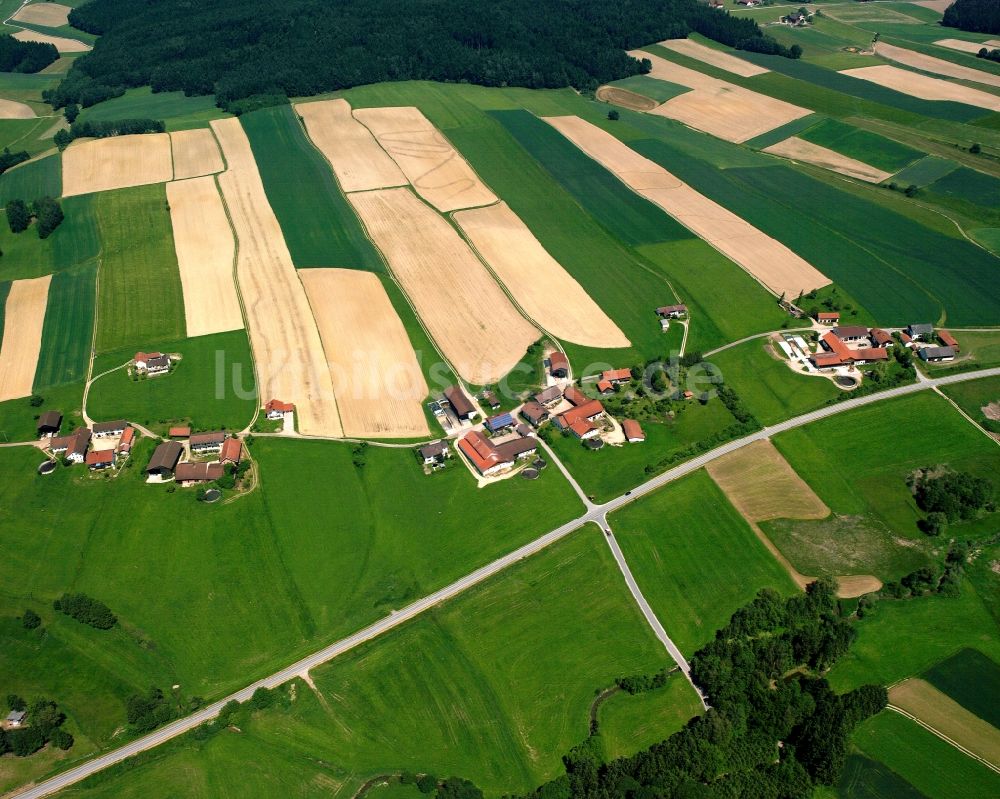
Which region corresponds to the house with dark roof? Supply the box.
[443,385,478,421]
[63,429,91,464]
[485,412,515,434]
[134,351,170,375]
[6,710,25,728]
[146,441,183,478]
[918,346,955,363]
[190,431,226,453]
[419,440,450,465]
[495,436,538,462]
[907,323,934,341]
[534,386,562,407]
[520,401,549,427]
[480,390,500,410]
[176,462,225,484]
[92,419,127,438]
[36,410,62,437]
[548,351,569,378]
[656,304,687,319]
[831,325,870,342]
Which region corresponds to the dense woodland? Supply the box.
[51,0,789,111]
[515,581,886,799]
[942,0,1000,34]
[0,35,58,73]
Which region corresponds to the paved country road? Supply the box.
[13,366,1000,799]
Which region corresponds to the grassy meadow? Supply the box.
[797,117,923,173]
[610,470,797,655]
[77,87,227,131]
[596,677,702,761]
[241,104,385,271]
[940,375,1000,432]
[0,151,61,206]
[0,193,99,283]
[34,262,96,389]
[94,184,184,353]
[87,330,258,433]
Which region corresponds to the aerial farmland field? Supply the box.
[33,262,95,389]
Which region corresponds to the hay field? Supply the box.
[296,99,406,192]
[300,269,429,438]
[595,85,659,112]
[165,177,243,338]
[877,42,1000,90]
[211,118,342,436]
[0,99,35,119]
[353,106,498,212]
[0,275,51,401]
[545,116,830,297]
[169,129,224,180]
[841,65,1000,112]
[658,38,767,77]
[934,38,996,55]
[348,188,538,385]
[454,201,629,348]
[12,29,89,53]
[628,51,810,143]
[62,133,173,196]
[764,137,893,183]
[12,2,71,27]
[890,679,1000,767]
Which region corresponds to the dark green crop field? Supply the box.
[241,104,385,272]
[798,117,923,172]
[34,262,96,390]
[922,648,1000,729]
[606,75,690,103]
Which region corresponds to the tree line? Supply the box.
[53,592,117,629]
[54,117,165,150]
[942,0,1000,34]
[47,0,794,112]
[0,35,58,73]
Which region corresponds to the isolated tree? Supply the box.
[33,196,64,239]
[904,184,918,197]
[970,142,981,154]
[21,609,41,629]
[607,108,619,120]
[6,199,30,233]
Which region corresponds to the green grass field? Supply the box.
[837,753,929,799]
[743,113,822,149]
[33,262,96,389]
[605,75,689,103]
[940,375,1000,432]
[0,152,62,205]
[850,711,1000,799]
[61,527,686,797]
[77,87,227,131]
[770,391,1000,578]
[891,156,960,187]
[241,105,385,271]
[0,116,57,157]
[705,338,840,425]
[0,433,584,787]
[0,380,84,442]
[546,398,735,503]
[610,470,797,655]
[94,184,184,353]
[922,648,1000,729]
[597,677,702,762]
[0,193,99,283]
[798,118,923,173]
[87,331,257,433]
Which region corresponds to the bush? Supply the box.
[21,609,41,629]
[7,695,26,712]
[417,774,438,793]
[53,592,117,629]
[126,687,174,733]
[607,109,619,121]
[49,729,74,750]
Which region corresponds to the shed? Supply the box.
[219,438,242,464]
[918,346,955,363]
[622,419,645,443]
[36,411,62,437]
[146,441,183,477]
[443,385,477,420]
[548,351,569,378]
[520,401,549,427]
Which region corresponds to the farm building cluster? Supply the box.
[132,350,172,376]
[38,412,135,472]
[146,429,242,486]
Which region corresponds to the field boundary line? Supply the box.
[932,385,1000,446]
[887,705,1000,774]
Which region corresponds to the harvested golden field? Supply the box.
[841,65,1000,112]
[296,99,407,192]
[595,85,658,112]
[170,129,225,180]
[0,99,35,119]
[706,439,829,523]
[0,275,51,402]
[454,202,629,348]
[628,51,809,142]
[353,106,498,212]
[165,177,243,338]
[12,2,71,27]
[545,116,830,298]
[348,188,539,385]
[300,269,430,438]
[877,42,1000,89]
[211,118,342,436]
[934,38,994,55]
[912,0,956,12]
[658,38,768,77]
[764,137,893,183]
[12,29,89,53]
[62,133,173,197]
[890,679,1000,767]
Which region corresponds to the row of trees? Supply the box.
[6,197,64,239]
[54,118,165,149]
[942,0,1000,34]
[0,35,58,73]
[48,0,793,112]
[53,592,117,630]
[0,147,30,176]
[1,696,73,757]
[517,580,885,799]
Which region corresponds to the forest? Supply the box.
[942,0,1000,34]
[50,0,788,111]
[0,35,58,73]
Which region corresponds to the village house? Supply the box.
[918,346,955,363]
[602,368,632,385]
[657,305,687,323]
[495,436,538,462]
[563,386,589,407]
[870,328,893,348]
[419,440,450,466]
[485,412,515,434]
[907,323,934,341]
[900,331,914,347]
[443,385,478,421]
[548,351,569,378]
[597,379,614,395]
[50,428,92,464]
[116,427,135,455]
[219,438,242,465]
[830,325,870,343]
[622,419,645,443]
[736,0,762,6]
[36,410,62,438]
[480,390,500,410]
[176,462,225,485]
[782,9,808,25]
[534,386,562,407]
[516,423,532,437]
[190,431,226,454]
[6,710,25,728]
[816,312,839,326]
[554,399,605,431]
[146,441,183,479]
[520,401,549,427]
[265,399,294,420]
[85,449,115,471]
[937,330,960,351]
[458,430,510,477]
[134,351,170,375]
[92,419,127,438]
[569,419,600,440]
